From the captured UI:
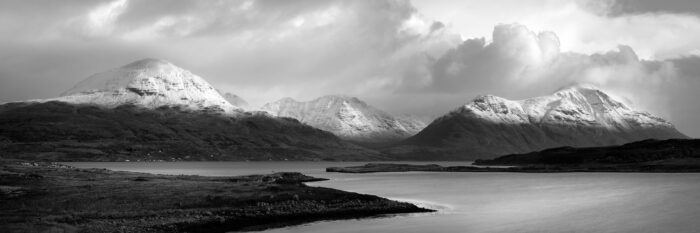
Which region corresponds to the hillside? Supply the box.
[474,139,700,166]
[0,101,384,161]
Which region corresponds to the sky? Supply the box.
[1,0,700,137]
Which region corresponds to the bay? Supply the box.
[66,162,700,233]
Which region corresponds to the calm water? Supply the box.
[67,162,700,233]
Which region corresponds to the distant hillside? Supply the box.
[0,101,385,161]
[474,139,700,166]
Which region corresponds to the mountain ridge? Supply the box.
[261,95,426,142]
[0,58,386,161]
[389,85,687,160]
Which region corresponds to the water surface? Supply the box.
[67,162,700,233]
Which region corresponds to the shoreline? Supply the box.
[0,160,433,233]
[326,163,700,173]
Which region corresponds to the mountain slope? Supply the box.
[261,96,426,142]
[0,101,385,161]
[390,85,687,160]
[0,58,385,161]
[50,58,240,114]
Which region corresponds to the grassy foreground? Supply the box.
[0,160,431,233]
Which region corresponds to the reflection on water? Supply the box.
[67,162,700,233]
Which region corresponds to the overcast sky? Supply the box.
[1,0,700,137]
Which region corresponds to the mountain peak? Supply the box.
[52,59,239,113]
[554,83,602,93]
[552,84,630,113]
[471,94,509,104]
[121,58,175,70]
[451,84,674,131]
[460,94,522,118]
[261,95,426,142]
[316,95,362,104]
[399,85,686,160]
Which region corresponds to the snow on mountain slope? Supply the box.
[457,84,675,130]
[51,58,241,114]
[261,95,426,142]
[393,85,687,160]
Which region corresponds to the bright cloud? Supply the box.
[412,0,700,60]
[86,0,128,36]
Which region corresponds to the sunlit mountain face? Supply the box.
[389,85,686,160]
[261,95,426,143]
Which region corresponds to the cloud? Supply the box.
[424,24,563,94]
[390,23,700,137]
[0,0,459,108]
[412,0,700,60]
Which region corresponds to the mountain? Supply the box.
[50,58,240,114]
[261,95,426,142]
[0,102,384,161]
[389,85,687,160]
[0,58,385,161]
[220,92,250,109]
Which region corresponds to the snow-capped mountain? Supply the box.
[3,58,385,161]
[51,58,240,113]
[261,95,426,142]
[219,91,250,109]
[392,85,687,160]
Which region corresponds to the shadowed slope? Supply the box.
[0,101,384,161]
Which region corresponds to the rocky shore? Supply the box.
[0,160,432,233]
